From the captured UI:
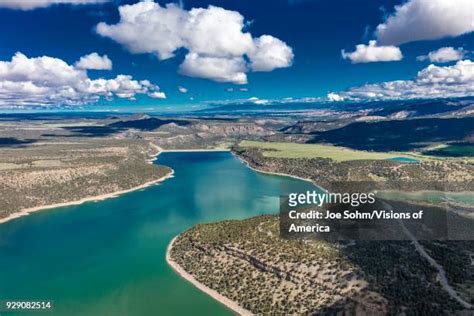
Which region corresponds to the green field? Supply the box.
[239,140,428,162]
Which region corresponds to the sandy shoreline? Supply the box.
[2,146,307,312]
[0,144,173,225]
[166,236,253,316]
[0,169,174,225]
[0,147,226,225]
[164,150,319,315]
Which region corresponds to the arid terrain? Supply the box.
[169,114,474,315]
[234,141,474,192]
[2,109,474,315]
[170,215,473,315]
[0,137,171,221]
[0,113,283,221]
[0,116,168,221]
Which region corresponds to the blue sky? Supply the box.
[0,0,473,111]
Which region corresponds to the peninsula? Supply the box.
[167,139,474,314]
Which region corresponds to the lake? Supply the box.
[0,152,315,315]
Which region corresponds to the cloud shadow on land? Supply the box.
[307,117,474,151]
[108,117,190,131]
[0,137,36,147]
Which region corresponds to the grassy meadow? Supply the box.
[239,140,430,162]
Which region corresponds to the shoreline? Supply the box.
[0,147,227,225]
[0,170,174,225]
[0,145,173,225]
[231,151,322,188]
[160,148,231,152]
[166,236,253,316]
[0,148,317,226]
[164,149,318,315]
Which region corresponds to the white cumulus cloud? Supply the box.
[178,86,188,93]
[327,92,344,102]
[417,47,465,63]
[417,60,474,84]
[248,35,294,71]
[332,59,474,100]
[96,1,293,84]
[0,52,165,107]
[376,0,474,46]
[75,53,112,70]
[149,91,167,99]
[178,53,248,84]
[0,0,109,10]
[342,41,403,63]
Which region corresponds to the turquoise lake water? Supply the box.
[0,152,315,315]
[386,157,419,163]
